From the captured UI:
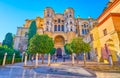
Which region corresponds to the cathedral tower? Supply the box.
[44,7,54,37]
[64,8,76,42]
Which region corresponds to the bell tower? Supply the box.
[44,7,55,37]
[64,8,76,42]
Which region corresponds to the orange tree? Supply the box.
[71,37,90,64]
[28,34,54,64]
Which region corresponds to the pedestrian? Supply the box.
[63,55,65,62]
[55,55,57,62]
[30,55,34,63]
[52,55,55,62]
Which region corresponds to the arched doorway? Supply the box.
[56,48,62,58]
[54,35,65,57]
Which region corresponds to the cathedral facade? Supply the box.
[14,7,96,55]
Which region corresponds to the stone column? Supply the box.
[60,25,62,31]
[24,53,27,66]
[35,53,38,67]
[64,24,66,32]
[48,53,51,66]
[2,52,7,66]
[12,53,15,64]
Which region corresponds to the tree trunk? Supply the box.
[72,53,74,66]
[48,53,51,66]
[84,53,86,66]
[41,54,44,64]
[76,54,79,64]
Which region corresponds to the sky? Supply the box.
[0,0,109,42]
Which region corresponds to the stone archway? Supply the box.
[54,35,65,48]
[54,35,65,57]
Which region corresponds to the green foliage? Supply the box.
[28,34,40,54]
[71,37,91,54]
[0,45,21,65]
[71,37,83,54]
[82,43,91,53]
[49,48,56,55]
[28,20,37,42]
[0,46,21,59]
[28,34,54,54]
[64,43,72,54]
[14,58,21,63]
[2,33,13,48]
[0,58,21,65]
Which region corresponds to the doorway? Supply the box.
[56,48,62,58]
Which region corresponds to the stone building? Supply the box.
[14,7,96,56]
[87,0,120,64]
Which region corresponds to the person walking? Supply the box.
[30,55,34,63]
[55,55,57,62]
[52,55,56,62]
[63,55,66,62]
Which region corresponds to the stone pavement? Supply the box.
[0,61,120,78]
[0,62,96,78]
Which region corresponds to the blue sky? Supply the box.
[0,0,109,42]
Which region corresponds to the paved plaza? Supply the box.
[0,62,95,78]
[0,61,120,78]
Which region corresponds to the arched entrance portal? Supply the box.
[54,35,65,47]
[54,35,65,57]
[56,48,62,58]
